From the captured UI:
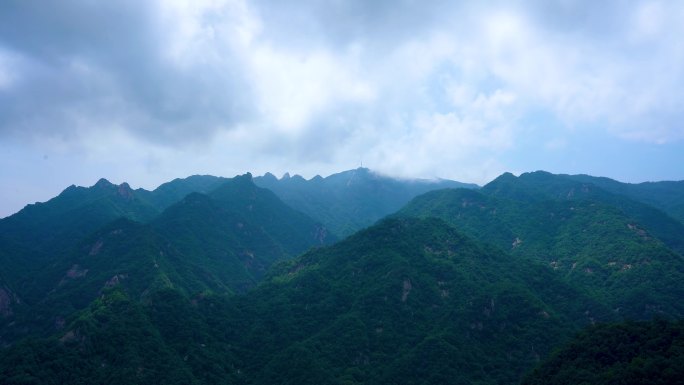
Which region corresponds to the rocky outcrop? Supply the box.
[0,287,18,317]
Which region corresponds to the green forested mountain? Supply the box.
[151,173,334,291]
[0,179,158,269]
[566,173,684,225]
[0,178,162,329]
[5,218,192,342]
[0,288,200,385]
[230,217,608,385]
[0,174,331,346]
[1,169,683,384]
[137,174,229,212]
[254,167,477,237]
[398,174,684,319]
[481,171,684,254]
[0,217,607,385]
[522,319,684,385]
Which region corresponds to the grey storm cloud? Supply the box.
[0,0,253,144]
[0,1,495,143]
[2,0,683,149]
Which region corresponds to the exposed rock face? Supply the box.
[104,274,127,288]
[58,264,89,287]
[66,264,89,279]
[0,287,16,317]
[512,237,523,248]
[401,278,412,302]
[89,239,104,256]
[117,182,134,200]
[312,224,330,244]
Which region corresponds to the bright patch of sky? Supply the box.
[1,0,683,217]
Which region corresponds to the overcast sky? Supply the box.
[1,0,684,218]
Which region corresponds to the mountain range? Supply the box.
[1,168,683,384]
[253,167,476,237]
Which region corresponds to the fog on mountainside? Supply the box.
[254,167,478,237]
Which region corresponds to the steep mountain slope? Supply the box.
[2,169,683,384]
[482,171,684,254]
[0,217,608,385]
[567,173,684,225]
[398,176,684,319]
[152,174,334,291]
[522,319,684,385]
[0,178,158,256]
[0,179,161,310]
[0,176,233,330]
[226,217,608,385]
[0,288,199,385]
[0,216,220,345]
[208,173,332,254]
[0,173,235,263]
[254,167,477,237]
[0,174,333,345]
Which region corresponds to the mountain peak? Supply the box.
[519,170,554,180]
[220,173,253,185]
[93,178,113,188]
[59,184,79,196]
[497,171,517,180]
[480,172,517,191]
[262,172,278,182]
[117,182,134,200]
[209,173,260,202]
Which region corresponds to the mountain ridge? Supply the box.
[398,173,684,319]
[254,167,478,237]
[0,173,334,345]
[1,168,684,384]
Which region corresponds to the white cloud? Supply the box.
[2,0,684,216]
[631,1,666,42]
[0,50,17,90]
[248,45,376,134]
[4,0,683,147]
[158,0,261,66]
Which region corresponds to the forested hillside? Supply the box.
[566,174,684,225]
[0,173,332,346]
[0,169,682,384]
[1,217,607,384]
[522,319,684,385]
[399,173,684,320]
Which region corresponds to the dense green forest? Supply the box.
[566,173,684,225]
[0,217,599,384]
[397,173,684,319]
[522,319,684,385]
[0,174,334,344]
[1,169,683,384]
